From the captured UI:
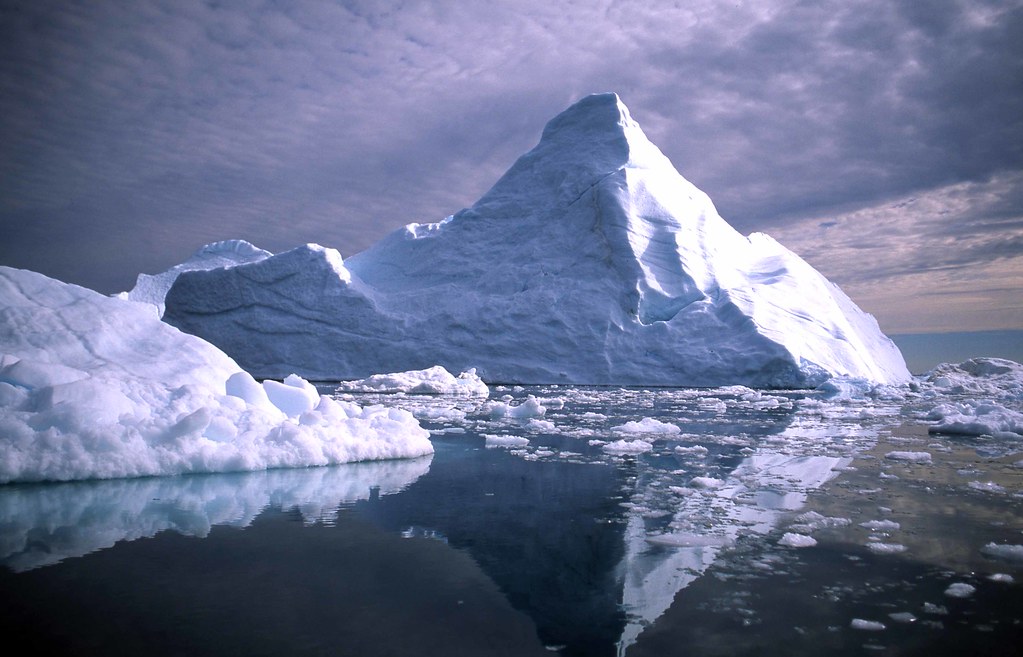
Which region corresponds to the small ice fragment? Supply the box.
[602,439,653,455]
[860,520,900,531]
[980,543,1023,561]
[888,612,916,624]
[794,511,851,529]
[645,533,730,548]
[850,618,886,631]
[611,417,681,434]
[944,582,975,598]
[923,602,948,615]
[867,543,907,554]
[779,533,817,548]
[484,435,530,448]
[690,476,724,489]
[968,481,1006,494]
[988,573,1014,583]
[884,451,932,464]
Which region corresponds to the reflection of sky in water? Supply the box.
[2,383,1021,655]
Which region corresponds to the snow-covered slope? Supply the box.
[0,266,432,483]
[164,93,910,387]
[117,239,272,316]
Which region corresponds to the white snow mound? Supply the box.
[162,93,910,388]
[0,266,433,484]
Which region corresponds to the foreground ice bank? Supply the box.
[165,93,910,387]
[0,267,433,484]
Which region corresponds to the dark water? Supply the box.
[1,385,1021,656]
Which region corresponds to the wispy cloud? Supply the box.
[765,172,1023,333]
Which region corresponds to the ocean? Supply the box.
[1,380,1021,656]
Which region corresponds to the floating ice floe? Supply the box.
[867,542,907,554]
[689,476,725,489]
[0,266,433,484]
[612,417,682,435]
[884,451,933,464]
[981,543,1023,562]
[922,358,1023,399]
[925,399,1023,437]
[778,532,817,548]
[336,365,489,397]
[944,582,976,598]
[603,439,654,455]
[484,435,531,448]
[485,395,547,419]
[850,618,886,631]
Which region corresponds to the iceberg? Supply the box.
[0,266,433,484]
[164,93,910,387]
[117,239,271,316]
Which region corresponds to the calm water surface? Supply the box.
[2,384,1021,656]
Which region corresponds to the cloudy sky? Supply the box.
[1,0,1021,337]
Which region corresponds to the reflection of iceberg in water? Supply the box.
[0,456,432,572]
[616,408,864,655]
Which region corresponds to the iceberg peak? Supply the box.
[469,93,674,219]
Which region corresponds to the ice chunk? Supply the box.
[888,612,917,624]
[925,399,1023,437]
[225,371,276,411]
[943,582,975,598]
[262,376,320,417]
[337,366,489,397]
[603,439,654,455]
[779,533,817,548]
[486,395,546,419]
[867,543,907,554]
[981,543,1023,561]
[612,417,682,435]
[791,511,852,530]
[689,476,725,489]
[850,619,886,631]
[922,358,1023,398]
[884,451,932,464]
[484,435,530,448]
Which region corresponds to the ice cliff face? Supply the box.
[164,93,911,387]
